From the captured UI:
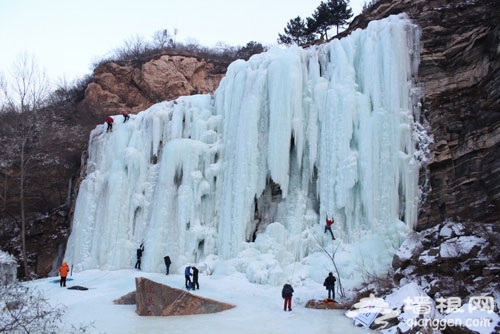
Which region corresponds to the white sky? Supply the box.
[0,0,365,85]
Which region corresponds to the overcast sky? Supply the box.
[0,0,365,85]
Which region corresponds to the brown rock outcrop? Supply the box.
[84,54,228,115]
[305,299,349,310]
[134,277,235,316]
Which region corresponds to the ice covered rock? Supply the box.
[0,251,17,285]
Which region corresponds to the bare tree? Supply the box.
[153,29,170,49]
[114,35,153,62]
[173,28,178,48]
[0,282,93,333]
[0,52,50,279]
[313,233,346,299]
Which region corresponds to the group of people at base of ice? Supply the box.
[59,243,337,311]
[63,214,338,310]
[281,272,337,312]
[133,242,172,275]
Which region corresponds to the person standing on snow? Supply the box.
[184,266,192,289]
[106,116,114,133]
[135,243,144,270]
[281,283,294,311]
[59,262,70,287]
[192,266,199,290]
[164,255,171,275]
[324,216,336,240]
[323,272,337,301]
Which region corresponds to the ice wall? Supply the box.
[65,14,427,286]
[0,250,17,285]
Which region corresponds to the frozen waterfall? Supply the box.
[65,14,427,287]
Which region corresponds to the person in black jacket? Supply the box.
[135,243,144,270]
[164,255,171,275]
[323,272,337,300]
[192,266,199,289]
[281,283,294,311]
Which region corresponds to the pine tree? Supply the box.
[311,0,353,39]
[277,16,315,46]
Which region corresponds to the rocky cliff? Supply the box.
[342,0,500,229]
[84,53,229,115]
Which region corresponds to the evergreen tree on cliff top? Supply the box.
[278,0,353,46]
[277,16,314,46]
[312,0,353,38]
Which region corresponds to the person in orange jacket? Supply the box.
[59,262,70,287]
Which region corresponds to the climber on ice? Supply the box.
[135,242,144,270]
[325,216,336,240]
[122,110,130,123]
[106,116,114,133]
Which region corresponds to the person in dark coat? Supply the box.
[192,266,199,289]
[122,110,130,123]
[184,266,192,289]
[135,243,144,270]
[164,255,171,275]
[281,283,294,311]
[323,272,337,300]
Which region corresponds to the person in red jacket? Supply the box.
[325,216,335,240]
[106,116,114,133]
[59,262,70,287]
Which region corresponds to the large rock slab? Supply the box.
[113,291,136,305]
[305,299,349,310]
[134,277,235,316]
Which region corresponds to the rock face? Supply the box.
[134,277,235,316]
[343,0,500,228]
[84,54,229,115]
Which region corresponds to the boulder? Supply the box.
[305,299,349,310]
[113,291,136,305]
[134,277,235,316]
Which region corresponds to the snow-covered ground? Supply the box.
[25,268,500,333]
[20,267,500,334]
[26,269,371,333]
